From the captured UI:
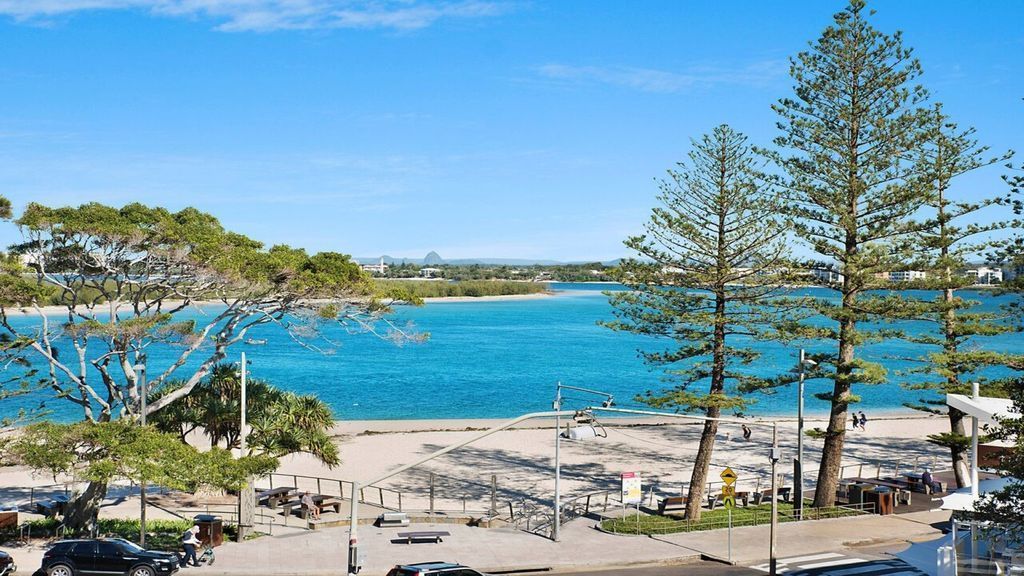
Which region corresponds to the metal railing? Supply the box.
[259,473,403,511]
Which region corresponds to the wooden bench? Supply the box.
[318,498,342,514]
[378,512,410,527]
[257,487,296,509]
[396,531,450,544]
[752,487,791,505]
[657,496,687,515]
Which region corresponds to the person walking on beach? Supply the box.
[858,411,868,431]
[852,413,860,431]
[742,424,752,441]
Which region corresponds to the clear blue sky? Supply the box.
[0,1,1021,261]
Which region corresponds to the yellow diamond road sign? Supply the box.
[720,467,737,485]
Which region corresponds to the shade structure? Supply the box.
[939,476,1017,512]
[946,394,1015,427]
[893,533,954,576]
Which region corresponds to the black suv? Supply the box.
[0,549,16,576]
[386,563,487,576]
[40,538,180,576]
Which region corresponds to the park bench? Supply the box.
[378,512,410,528]
[317,498,342,514]
[396,531,450,544]
[256,487,296,509]
[657,496,687,515]
[752,487,791,505]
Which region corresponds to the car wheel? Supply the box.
[47,564,74,576]
[130,566,155,576]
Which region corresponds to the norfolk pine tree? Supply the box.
[898,105,1019,488]
[767,0,931,507]
[604,125,790,520]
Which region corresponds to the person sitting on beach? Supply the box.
[301,492,321,520]
[742,424,752,441]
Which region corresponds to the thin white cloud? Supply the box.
[535,60,787,93]
[0,0,513,31]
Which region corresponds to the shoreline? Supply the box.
[332,408,934,435]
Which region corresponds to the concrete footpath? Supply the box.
[204,509,951,574]
[4,510,950,575]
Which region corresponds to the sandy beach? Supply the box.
[2,412,949,520]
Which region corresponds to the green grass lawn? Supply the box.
[600,502,865,535]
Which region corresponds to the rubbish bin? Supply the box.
[193,514,224,547]
[864,488,893,515]
[848,483,874,505]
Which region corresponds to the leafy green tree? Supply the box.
[0,200,419,531]
[149,363,339,466]
[10,420,276,536]
[604,125,790,520]
[766,0,931,507]
[897,105,1019,487]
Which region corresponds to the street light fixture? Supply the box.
[134,364,148,547]
[553,383,613,542]
[795,349,817,520]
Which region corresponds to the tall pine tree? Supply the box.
[898,105,1019,488]
[605,125,790,520]
[767,0,930,507]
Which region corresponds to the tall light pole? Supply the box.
[552,383,562,542]
[769,423,780,576]
[238,352,255,541]
[135,364,147,547]
[795,349,816,520]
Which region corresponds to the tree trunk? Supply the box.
[949,408,970,488]
[685,412,720,520]
[63,480,108,536]
[813,311,855,508]
[685,289,728,521]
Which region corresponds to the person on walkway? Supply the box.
[180,525,201,568]
[858,411,868,431]
[852,413,860,431]
[301,491,321,520]
[921,469,934,494]
[742,424,752,441]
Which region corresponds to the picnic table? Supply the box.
[256,487,296,509]
[280,494,343,519]
[396,531,450,544]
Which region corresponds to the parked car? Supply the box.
[40,538,179,576]
[386,563,487,576]
[0,549,16,576]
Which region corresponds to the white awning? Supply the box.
[946,394,1015,427]
[939,476,1017,512]
[892,533,953,576]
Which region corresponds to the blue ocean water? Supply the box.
[3,283,1020,422]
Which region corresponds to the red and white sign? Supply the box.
[621,472,642,505]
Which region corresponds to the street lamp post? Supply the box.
[769,423,780,576]
[553,383,562,542]
[135,364,148,547]
[238,352,255,541]
[795,349,816,520]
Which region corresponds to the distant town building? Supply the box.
[361,257,389,276]
[965,266,1003,285]
[889,270,927,282]
[811,268,842,284]
[419,267,442,278]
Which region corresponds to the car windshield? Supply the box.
[112,539,146,553]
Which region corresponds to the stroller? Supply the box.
[197,546,215,566]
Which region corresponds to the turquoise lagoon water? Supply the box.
[3,283,1021,421]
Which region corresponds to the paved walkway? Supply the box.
[4,509,951,575]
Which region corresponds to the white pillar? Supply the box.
[970,382,979,500]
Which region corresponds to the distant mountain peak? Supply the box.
[423,251,444,265]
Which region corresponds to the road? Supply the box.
[546,562,758,575]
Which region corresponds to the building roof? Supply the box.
[946,394,1016,427]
